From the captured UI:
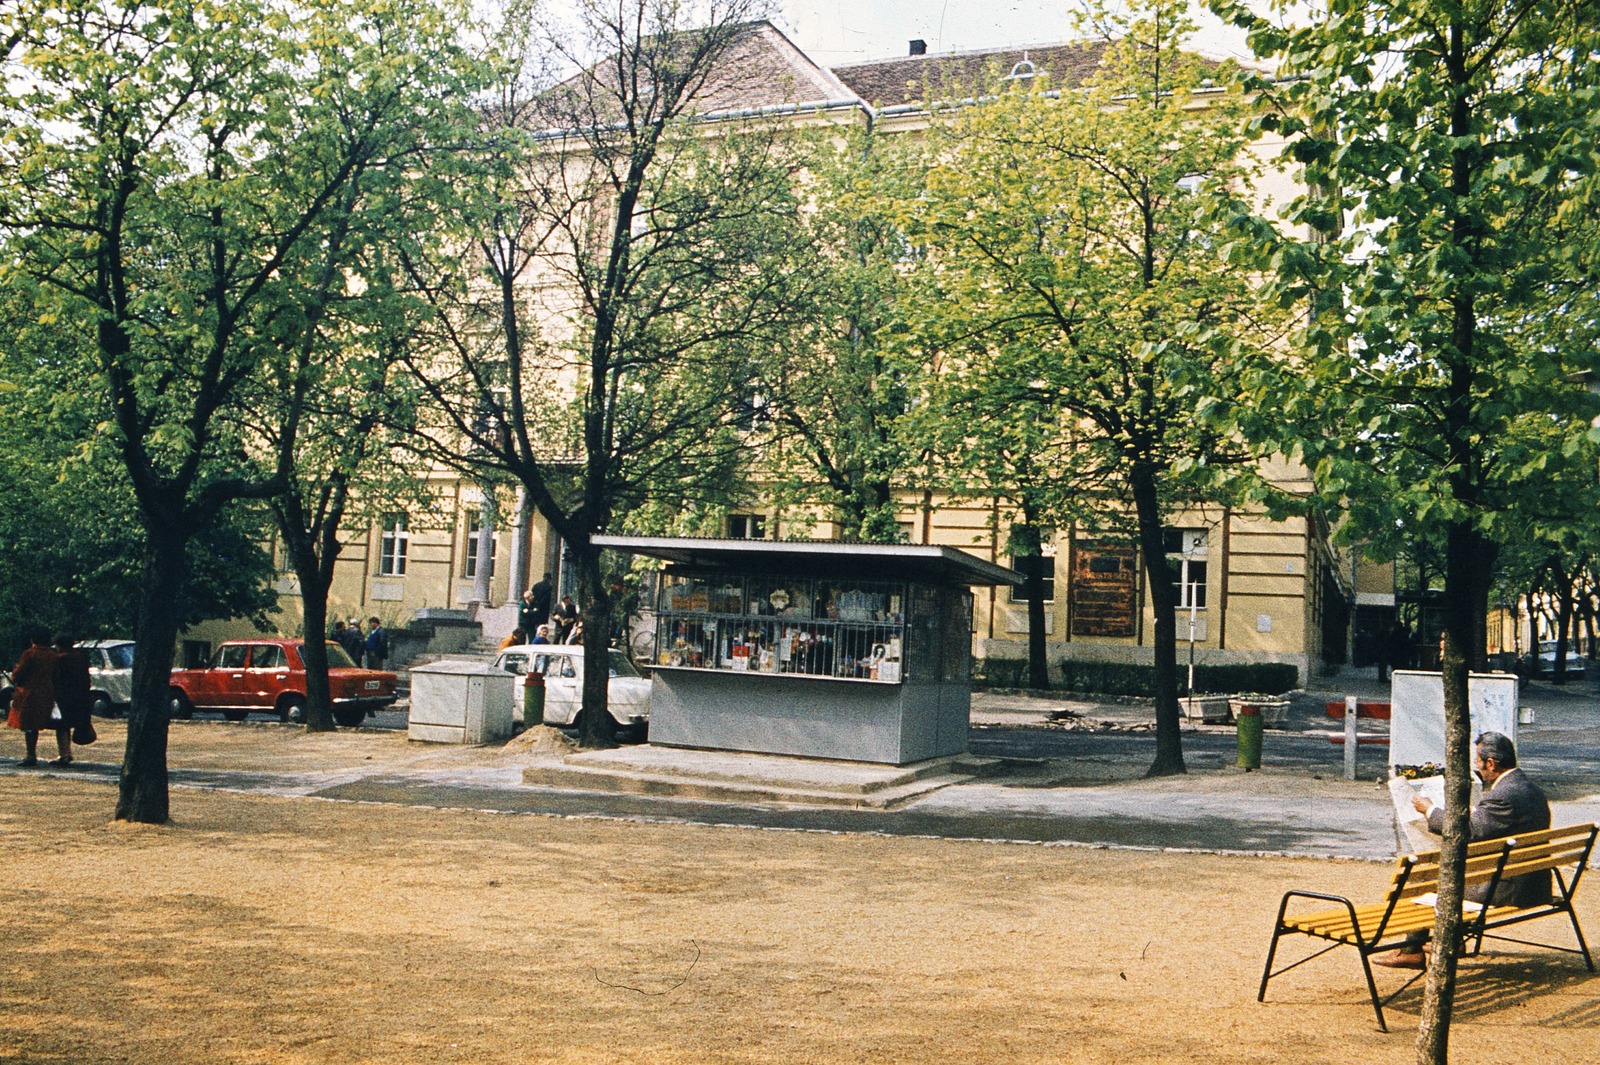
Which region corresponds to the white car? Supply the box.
[81,639,137,716]
[493,644,650,738]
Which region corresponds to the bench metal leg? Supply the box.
[1258,927,1284,1002]
[1568,907,1594,972]
[1357,951,1388,1033]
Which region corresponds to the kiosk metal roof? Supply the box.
[592,535,1022,586]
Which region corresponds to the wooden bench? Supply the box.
[1258,822,1597,1031]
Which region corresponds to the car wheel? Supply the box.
[618,720,648,744]
[331,704,366,728]
[222,709,249,722]
[279,695,305,724]
[91,692,115,718]
[169,690,193,720]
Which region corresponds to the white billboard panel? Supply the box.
[1389,670,1518,770]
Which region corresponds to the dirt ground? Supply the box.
[2,724,1598,1064]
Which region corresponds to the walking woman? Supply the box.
[7,626,58,767]
[51,634,94,766]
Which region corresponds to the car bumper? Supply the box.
[335,693,399,712]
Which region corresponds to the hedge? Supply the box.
[973,658,1299,697]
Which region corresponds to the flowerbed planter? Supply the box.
[1180,695,1232,724]
[1230,696,1291,728]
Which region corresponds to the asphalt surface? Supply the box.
[14,668,1600,861]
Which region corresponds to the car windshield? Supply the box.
[608,651,640,678]
[307,642,357,668]
[496,648,641,679]
[105,644,136,669]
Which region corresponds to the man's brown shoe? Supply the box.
[1373,950,1426,969]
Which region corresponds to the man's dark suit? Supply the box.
[1427,767,1552,906]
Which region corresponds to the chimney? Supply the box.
[909,39,927,56]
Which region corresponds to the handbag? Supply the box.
[72,719,97,745]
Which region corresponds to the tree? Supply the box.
[245,15,481,732]
[0,0,480,820]
[755,125,926,544]
[1212,0,1600,1057]
[903,0,1285,771]
[404,0,813,746]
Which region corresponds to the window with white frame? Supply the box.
[1163,528,1208,609]
[379,516,409,576]
[464,509,497,578]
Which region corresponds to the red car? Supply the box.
[168,638,398,726]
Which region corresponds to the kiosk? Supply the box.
[593,536,1021,765]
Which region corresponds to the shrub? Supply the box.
[972,658,1299,697]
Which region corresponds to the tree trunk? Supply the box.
[297,572,336,732]
[1131,464,1184,777]
[1013,519,1051,690]
[1553,561,1575,684]
[1416,521,1493,1062]
[116,530,187,823]
[573,542,617,749]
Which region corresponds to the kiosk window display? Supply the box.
[655,573,908,681]
[593,536,1019,764]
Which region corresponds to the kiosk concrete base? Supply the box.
[520,746,1005,809]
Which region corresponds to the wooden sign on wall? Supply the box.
[1070,541,1138,637]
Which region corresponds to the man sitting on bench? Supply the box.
[1376,731,1551,969]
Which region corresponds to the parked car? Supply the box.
[0,667,10,713]
[492,644,649,739]
[1538,640,1587,678]
[81,639,136,717]
[168,638,397,726]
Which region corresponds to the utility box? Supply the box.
[408,660,515,745]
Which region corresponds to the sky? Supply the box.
[772,1,1257,67]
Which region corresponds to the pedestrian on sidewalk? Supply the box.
[364,617,389,670]
[51,634,94,766]
[7,626,58,767]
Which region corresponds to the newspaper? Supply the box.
[1389,775,1447,854]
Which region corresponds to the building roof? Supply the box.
[593,535,1022,586]
[696,21,863,114]
[831,40,1110,109]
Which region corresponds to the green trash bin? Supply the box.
[522,671,545,727]
[1236,703,1262,770]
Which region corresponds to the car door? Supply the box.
[535,651,582,725]
[196,644,250,708]
[245,644,290,708]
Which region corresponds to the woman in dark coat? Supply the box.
[7,625,58,767]
[51,634,93,767]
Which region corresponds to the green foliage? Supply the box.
[1212,0,1600,562]
[0,361,276,654]
[753,125,929,541]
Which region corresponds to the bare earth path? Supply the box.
[2,726,1597,1063]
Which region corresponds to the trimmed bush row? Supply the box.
[973,658,1299,697]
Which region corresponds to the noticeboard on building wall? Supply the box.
[1070,541,1138,637]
